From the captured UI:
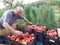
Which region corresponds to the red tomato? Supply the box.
[16,37,20,42]
[27,39,31,44]
[24,37,29,41]
[31,25,37,28]
[19,34,25,39]
[25,32,29,37]
[31,34,34,37]
[10,35,16,40]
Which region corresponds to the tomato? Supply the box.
[16,37,20,42]
[28,25,37,29]
[24,32,29,37]
[19,35,25,39]
[46,29,58,39]
[24,37,29,41]
[31,34,34,37]
[27,39,31,44]
[31,25,37,28]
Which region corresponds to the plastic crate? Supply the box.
[29,37,43,45]
[29,30,46,45]
[43,38,59,45]
[43,29,59,45]
[0,36,24,45]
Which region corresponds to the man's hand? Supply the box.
[28,22,33,25]
[3,22,23,36]
[14,30,23,36]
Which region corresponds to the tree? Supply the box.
[3,0,14,9]
[3,0,24,9]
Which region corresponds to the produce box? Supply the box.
[0,24,59,45]
[7,32,35,45]
[6,25,47,45]
[43,29,59,45]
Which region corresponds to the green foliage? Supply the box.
[24,5,32,22]
[0,9,5,18]
[0,1,57,29]
[30,6,39,24]
[39,4,56,29]
[57,17,60,27]
[23,4,56,29]
[58,17,60,22]
[50,0,60,7]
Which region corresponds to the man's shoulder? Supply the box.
[3,10,13,17]
[3,10,13,15]
[5,10,13,13]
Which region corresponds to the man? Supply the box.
[0,6,33,36]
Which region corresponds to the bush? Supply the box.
[39,4,56,29]
[50,0,60,7]
[0,9,5,18]
[23,4,56,29]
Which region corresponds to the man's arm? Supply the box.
[23,17,33,25]
[19,15,33,25]
[3,22,23,36]
[2,11,23,36]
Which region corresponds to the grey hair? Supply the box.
[16,6,24,11]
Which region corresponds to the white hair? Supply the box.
[16,6,24,11]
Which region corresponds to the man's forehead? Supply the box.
[16,6,23,11]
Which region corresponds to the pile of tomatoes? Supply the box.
[7,32,35,45]
[46,29,58,39]
[7,25,58,45]
[27,25,46,33]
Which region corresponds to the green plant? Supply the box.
[39,4,56,29]
[0,9,5,17]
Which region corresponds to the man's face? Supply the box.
[15,9,23,16]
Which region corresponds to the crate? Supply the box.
[0,36,23,45]
[20,25,47,45]
[43,29,59,45]
[1,25,59,45]
[43,37,59,45]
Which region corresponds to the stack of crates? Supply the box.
[0,25,59,45]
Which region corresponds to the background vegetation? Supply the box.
[0,0,60,29]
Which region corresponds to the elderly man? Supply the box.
[0,6,33,36]
[0,6,33,44]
